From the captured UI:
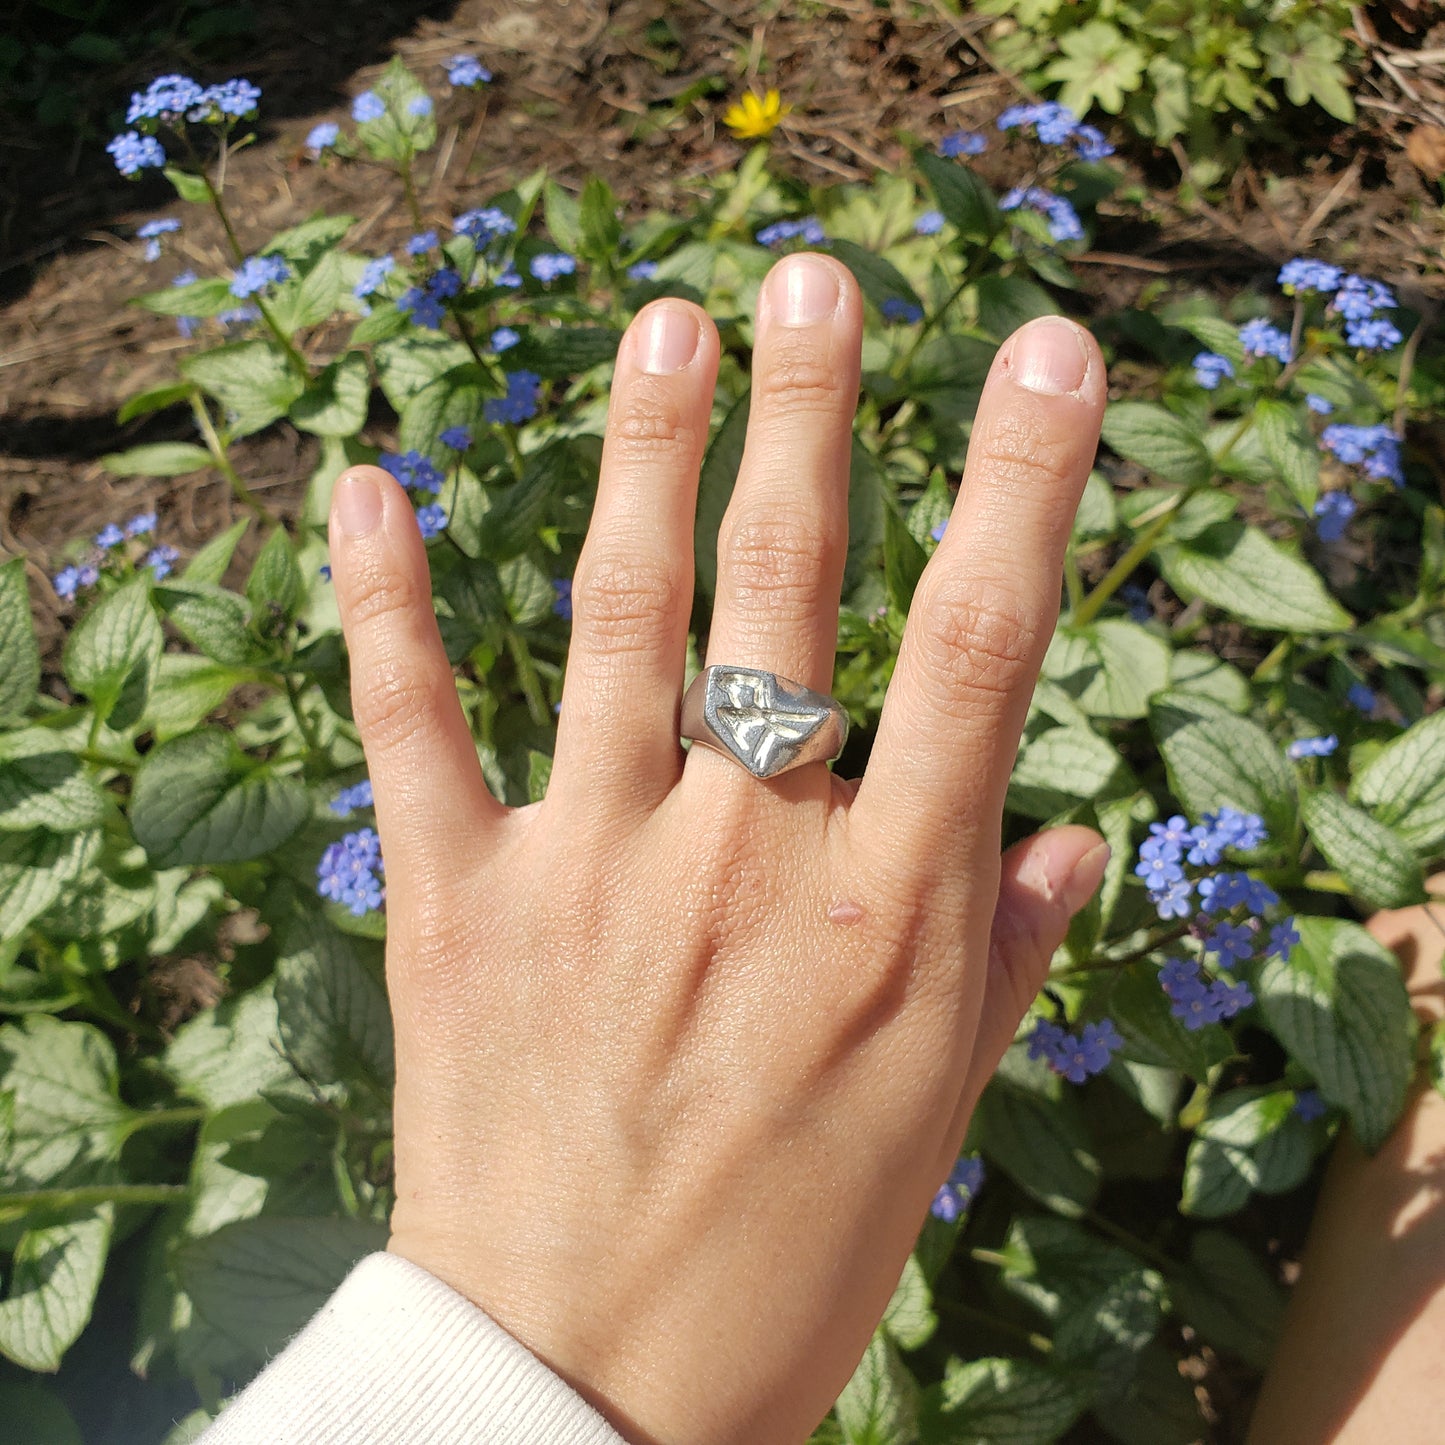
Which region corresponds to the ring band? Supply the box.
[681,665,849,779]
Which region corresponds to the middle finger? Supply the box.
[701,253,863,707]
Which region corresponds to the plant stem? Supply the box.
[1063,543,1084,614]
[506,629,550,727]
[123,1106,207,1136]
[1083,1208,1176,1273]
[284,674,325,765]
[0,1182,188,1217]
[1072,501,1182,627]
[398,157,425,230]
[190,395,277,523]
[890,249,992,382]
[937,1297,1052,1355]
[192,151,309,377]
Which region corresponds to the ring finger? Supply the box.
[696,253,862,776]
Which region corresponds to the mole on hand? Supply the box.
[828,899,865,926]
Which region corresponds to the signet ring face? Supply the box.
[680,666,849,779]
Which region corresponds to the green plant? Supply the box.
[1,60,1442,1442]
[973,0,1358,181]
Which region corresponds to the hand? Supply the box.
[327,253,1108,1445]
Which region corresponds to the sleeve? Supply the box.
[198,1250,630,1444]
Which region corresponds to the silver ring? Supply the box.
[680,665,849,779]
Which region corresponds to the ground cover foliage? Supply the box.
[3,49,1445,1444]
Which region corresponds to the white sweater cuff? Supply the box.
[199,1250,630,1444]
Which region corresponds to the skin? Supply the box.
[328,253,1109,1445]
[1248,886,1445,1444]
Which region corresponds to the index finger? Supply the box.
[850,316,1106,864]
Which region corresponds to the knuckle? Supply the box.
[971,415,1079,496]
[910,579,1037,716]
[353,653,457,754]
[343,563,422,634]
[754,339,847,415]
[572,549,682,652]
[717,511,836,619]
[609,383,701,462]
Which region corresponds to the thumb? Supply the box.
[960,825,1110,1106]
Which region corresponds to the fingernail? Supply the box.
[1060,842,1111,915]
[1009,317,1090,396]
[334,471,383,537]
[770,254,839,326]
[639,302,700,374]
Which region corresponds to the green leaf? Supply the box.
[996,1214,1142,1321]
[846,441,886,599]
[374,333,474,412]
[544,178,584,256]
[1008,722,1126,820]
[263,213,356,267]
[1351,710,1445,855]
[0,731,107,833]
[0,1208,113,1371]
[134,276,235,319]
[475,441,589,563]
[884,502,930,615]
[290,351,370,437]
[270,249,351,334]
[181,341,306,438]
[1100,402,1213,487]
[1105,963,1232,1081]
[0,559,39,724]
[694,391,751,603]
[165,978,299,1112]
[1169,1230,1285,1369]
[1090,1341,1205,1445]
[1172,315,1245,370]
[1256,916,1417,1150]
[0,830,99,944]
[1072,470,1117,542]
[351,56,436,165]
[62,577,163,728]
[245,527,305,625]
[504,326,623,379]
[828,238,923,317]
[398,363,492,459]
[1052,1269,1164,1390]
[0,1015,132,1190]
[917,151,1002,241]
[922,1356,1090,1444]
[142,654,247,740]
[183,519,250,587]
[0,1383,82,1444]
[101,442,211,478]
[527,750,553,804]
[974,274,1057,343]
[164,166,211,204]
[154,580,259,666]
[1253,397,1320,512]
[578,174,622,263]
[1151,697,1296,840]
[881,1254,937,1351]
[1045,619,1171,720]
[1181,1088,1314,1218]
[974,1050,1101,1216]
[274,911,394,1094]
[176,1216,387,1372]
[836,1331,919,1445]
[1300,791,1424,909]
[130,727,309,868]
[1156,521,1351,633]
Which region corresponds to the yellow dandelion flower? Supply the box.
[722,89,792,140]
